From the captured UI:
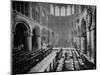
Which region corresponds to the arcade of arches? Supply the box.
[13,23,54,52]
[12,1,96,74]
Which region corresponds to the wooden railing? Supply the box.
[29,51,57,73]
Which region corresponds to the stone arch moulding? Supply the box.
[13,20,32,51]
[13,19,31,36]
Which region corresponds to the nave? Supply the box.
[28,48,95,73]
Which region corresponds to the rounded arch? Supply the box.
[61,6,65,16]
[13,19,31,35]
[32,26,40,50]
[13,22,30,51]
[67,5,71,16]
[55,6,59,16]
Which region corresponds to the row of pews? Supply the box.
[55,48,95,72]
[12,47,52,74]
[56,50,65,71]
[29,49,64,73]
[23,48,96,74]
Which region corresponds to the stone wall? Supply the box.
[48,15,75,47]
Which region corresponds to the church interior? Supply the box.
[11,1,96,74]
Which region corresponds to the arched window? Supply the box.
[50,4,54,15]
[55,6,59,16]
[67,5,71,16]
[61,7,65,16]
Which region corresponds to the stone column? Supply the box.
[27,34,32,51]
[87,30,91,59]
[90,9,96,63]
[81,34,87,54]
[37,35,41,49]
[91,29,95,63]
